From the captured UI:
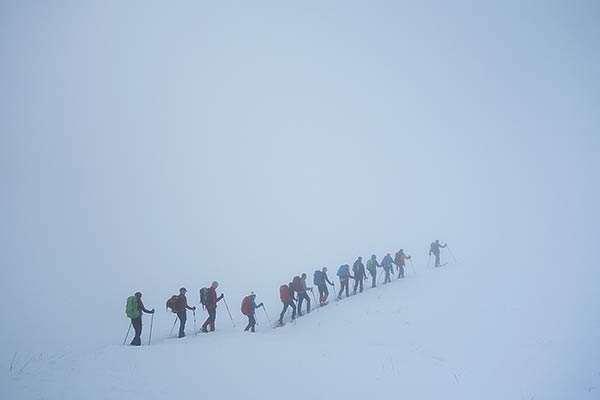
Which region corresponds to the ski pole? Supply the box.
[170,316,178,337]
[222,298,236,328]
[122,322,132,345]
[262,305,272,325]
[447,246,458,264]
[309,288,317,304]
[148,313,154,345]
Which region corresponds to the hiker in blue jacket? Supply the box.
[336,264,354,300]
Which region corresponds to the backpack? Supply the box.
[241,296,253,316]
[313,270,324,286]
[279,284,291,302]
[166,295,182,313]
[366,259,376,271]
[337,265,349,278]
[292,276,303,292]
[126,296,140,319]
[199,288,210,308]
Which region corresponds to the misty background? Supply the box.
[1,1,598,362]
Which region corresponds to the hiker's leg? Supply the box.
[250,315,256,332]
[209,308,216,331]
[279,303,287,324]
[178,311,187,338]
[131,317,142,346]
[290,301,296,319]
[306,293,311,313]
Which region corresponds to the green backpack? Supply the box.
[126,296,140,319]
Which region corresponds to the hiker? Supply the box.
[201,281,224,332]
[394,249,412,278]
[279,282,297,325]
[381,253,394,284]
[241,292,264,332]
[313,267,335,305]
[352,257,367,294]
[336,264,354,299]
[429,240,447,267]
[366,255,380,288]
[125,292,155,346]
[167,287,196,338]
[293,273,311,316]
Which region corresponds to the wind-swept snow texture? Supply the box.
[3,260,599,400]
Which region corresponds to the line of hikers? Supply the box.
[124,241,449,345]
[277,248,413,326]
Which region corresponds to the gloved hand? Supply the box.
[150,309,155,314]
[192,306,197,311]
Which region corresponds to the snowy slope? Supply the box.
[3,260,599,400]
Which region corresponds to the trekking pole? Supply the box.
[148,313,154,345]
[222,298,236,328]
[427,254,432,269]
[410,259,417,276]
[262,305,272,325]
[447,246,458,264]
[169,316,178,337]
[193,309,197,334]
[122,322,132,345]
[309,288,317,305]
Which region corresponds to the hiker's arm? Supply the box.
[141,301,154,314]
[217,294,224,302]
[326,276,334,286]
[441,243,447,248]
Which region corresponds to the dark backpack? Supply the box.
[292,276,303,292]
[166,295,182,313]
[199,288,209,308]
[241,296,253,316]
[313,270,324,286]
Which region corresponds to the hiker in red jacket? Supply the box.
[241,293,264,333]
[278,282,297,326]
[201,281,224,332]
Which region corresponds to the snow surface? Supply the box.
[3,258,599,400]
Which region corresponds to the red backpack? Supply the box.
[241,296,253,316]
[279,284,291,302]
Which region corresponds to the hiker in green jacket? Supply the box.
[126,292,155,346]
[366,255,380,288]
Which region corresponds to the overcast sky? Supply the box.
[1,1,598,358]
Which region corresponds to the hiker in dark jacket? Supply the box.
[278,282,297,325]
[429,240,447,267]
[381,253,394,284]
[315,267,334,305]
[337,264,354,300]
[366,255,379,288]
[129,292,154,346]
[243,293,264,333]
[352,257,367,294]
[175,287,196,338]
[201,281,224,332]
[295,273,311,316]
[394,249,412,278]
